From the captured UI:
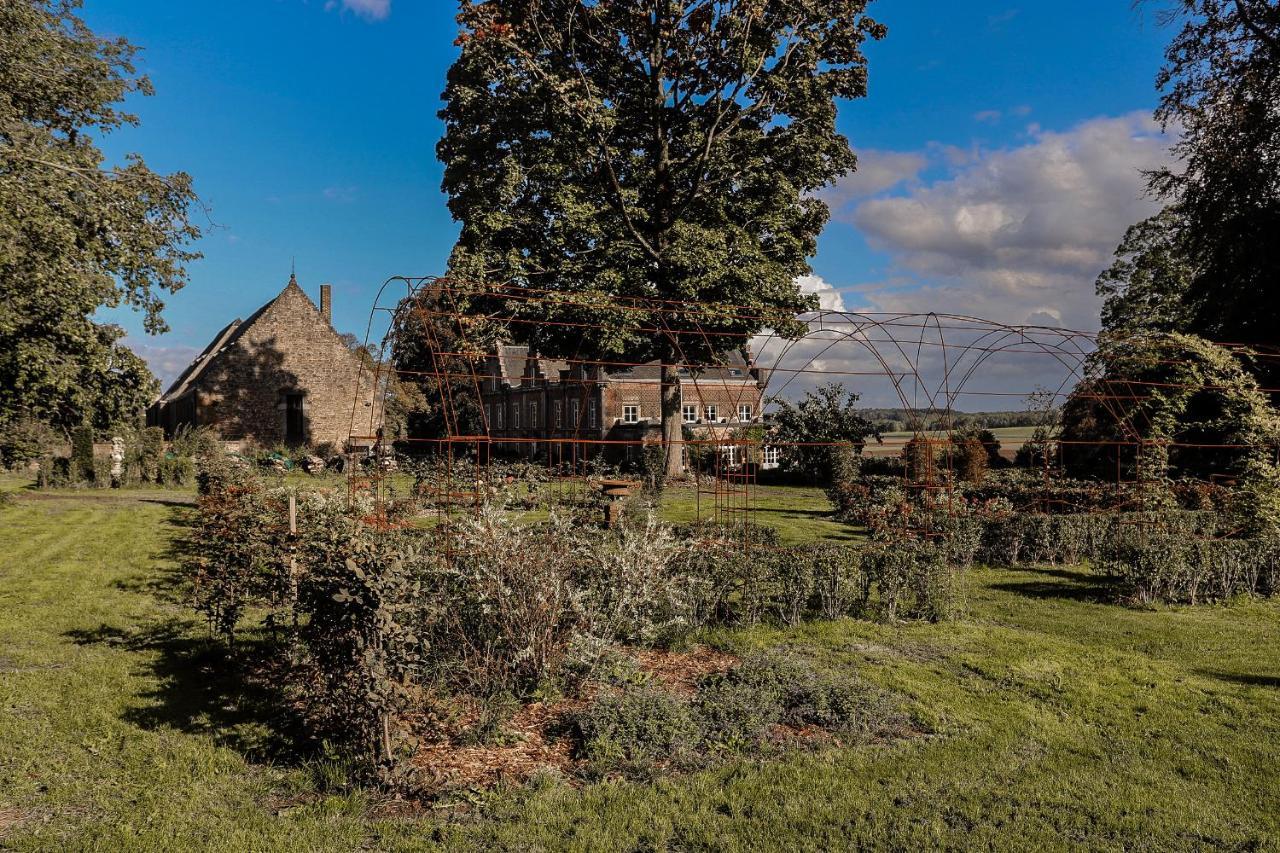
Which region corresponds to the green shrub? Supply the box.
[71,424,94,484]
[697,651,904,752]
[291,498,437,770]
[1099,534,1278,604]
[0,417,58,469]
[865,541,958,621]
[810,544,867,619]
[696,661,787,752]
[157,453,195,487]
[36,456,70,488]
[771,547,816,626]
[575,683,702,775]
[577,513,693,647]
[187,464,289,641]
[171,424,222,461]
[91,455,113,488]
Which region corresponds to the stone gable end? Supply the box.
[150,278,381,448]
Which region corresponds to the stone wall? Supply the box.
[190,282,380,448]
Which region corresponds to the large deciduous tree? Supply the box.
[0,0,202,436]
[437,0,884,476]
[1101,1,1279,368]
[1095,206,1196,336]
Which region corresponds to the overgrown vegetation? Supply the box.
[186,456,958,793]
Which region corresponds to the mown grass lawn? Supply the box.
[1,484,1278,851]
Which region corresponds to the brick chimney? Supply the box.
[319,284,332,324]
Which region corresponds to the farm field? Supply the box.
[1,483,1278,850]
[865,425,1041,458]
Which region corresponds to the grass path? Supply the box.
[1,489,1278,850]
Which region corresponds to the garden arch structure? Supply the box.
[346,276,1270,543]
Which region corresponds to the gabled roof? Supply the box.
[154,274,322,404]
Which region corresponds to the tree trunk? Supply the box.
[661,362,685,479]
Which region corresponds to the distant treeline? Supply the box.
[855,409,1058,433]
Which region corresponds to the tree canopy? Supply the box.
[0,0,202,435]
[1100,1,1279,365]
[437,0,884,474]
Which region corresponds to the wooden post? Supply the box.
[288,492,298,628]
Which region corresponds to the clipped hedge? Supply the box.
[968,507,1280,605]
[1099,535,1280,604]
[672,538,961,626]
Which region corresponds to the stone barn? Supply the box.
[147,274,381,448]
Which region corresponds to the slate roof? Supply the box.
[486,346,761,388]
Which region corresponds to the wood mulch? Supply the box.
[407,645,739,793]
[630,646,740,696]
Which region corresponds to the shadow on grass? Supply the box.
[111,505,198,604]
[989,567,1118,604]
[65,618,310,764]
[139,497,198,508]
[1196,670,1280,689]
[68,505,311,766]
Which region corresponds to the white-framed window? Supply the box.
[528,401,538,427]
[553,400,562,428]
[588,400,598,428]
[737,404,752,422]
[512,403,521,429]
[622,404,640,424]
[484,404,491,429]
[496,404,505,429]
[571,403,580,427]
[705,404,718,423]
[682,404,698,423]
[724,445,738,466]
[764,446,780,466]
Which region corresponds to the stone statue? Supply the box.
[110,436,125,488]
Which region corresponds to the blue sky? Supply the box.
[85,1,1177,390]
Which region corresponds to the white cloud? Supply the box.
[123,337,202,392]
[795,274,846,312]
[324,0,390,21]
[851,111,1175,331]
[818,149,928,216]
[754,113,1178,409]
[973,110,1003,124]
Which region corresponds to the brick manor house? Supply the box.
[147,275,381,448]
[479,345,778,466]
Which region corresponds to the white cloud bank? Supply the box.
[758,113,1178,407]
[850,111,1175,330]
